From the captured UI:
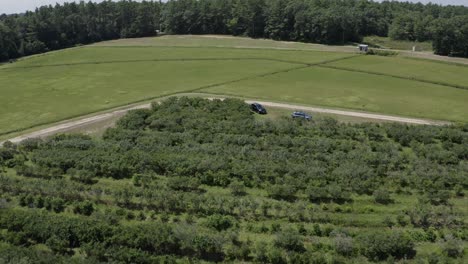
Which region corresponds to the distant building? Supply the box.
[358,44,369,52]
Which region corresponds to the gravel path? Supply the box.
[249,101,451,126]
[0,96,450,145]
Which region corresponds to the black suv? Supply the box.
[251,103,267,114]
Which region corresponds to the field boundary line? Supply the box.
[0,57,309,70]
[309,54,362,66]
[91,44,357,54]
[178,55,361,91]
[1,53,361,70]
[401,55,468,68]
[318,64,468,90]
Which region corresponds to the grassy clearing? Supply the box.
[202,66,468,122]
[363,36,433,51]
[326,55,468,89]
[0,59,296,135]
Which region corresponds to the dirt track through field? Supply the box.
[0,95,450,145]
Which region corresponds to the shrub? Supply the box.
[274,227,305,252]
[426,227,438,242]
[253,242,269,263]
[454,184,464,197]
[312,223,322,237]
[396,213,409,227]
[373,189,393,204]
[69,169,97,185]
[357,230,415,261]
[443,235,464,258]
[383,216,395,228]
[333,233,355,256]
[18,138,42,152]
[267,246,286,264]
[3,231,29,246]
[167,176,200,192]
[229,180,246,196]
[427,189,451,205]
[73,201,95,216]
[328,184,352,204]
[366,49,399,56]
[307,186,329,203]
[224,243,250,261]
[46,235,70,255]
[406,229,429,242]
[203,214,235,231]
[268,184,297,201]
[271,223,282,233]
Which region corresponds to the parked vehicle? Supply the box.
[251,103,267,114]
[291,111,311,120]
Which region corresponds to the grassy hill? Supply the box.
[0,35,467,136]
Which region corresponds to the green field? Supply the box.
[1,35,467,136]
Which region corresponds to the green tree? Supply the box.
[229,180,246,196]
[357,230,415,261]
[274,227,304,252]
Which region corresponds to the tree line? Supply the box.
[1,0,468,61]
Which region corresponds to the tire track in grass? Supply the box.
[0,57,306,70]
[92,43,358,53]
[318,63,468,90]
[176,54,362,91]
[0,52,360,70]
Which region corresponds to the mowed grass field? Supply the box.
[0,35,467,136]
[0,59,296,135]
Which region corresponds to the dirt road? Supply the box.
[1,103,150,145]
[248,101,451,125]
[0,96,451,146]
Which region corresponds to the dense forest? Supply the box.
[1,0,468,60]
[0,98,466,263]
